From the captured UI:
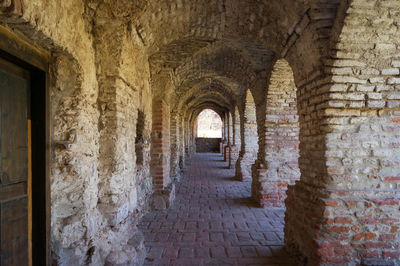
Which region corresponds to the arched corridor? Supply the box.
[0,0,399,265]
[139,153,295,265]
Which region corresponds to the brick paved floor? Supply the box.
[138,153,296,265]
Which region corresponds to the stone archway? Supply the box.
[252,59,300,208]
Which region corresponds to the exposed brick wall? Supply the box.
[285,1,400,264]
[151,99,171,192]
[229,113,233,145]
[252,59,300,208]
[170,112,181,181]
[234,107,241,148]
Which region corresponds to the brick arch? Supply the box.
[175,79,237,115]
[284,1,400,264]
[183,94,232,117]
[189,104,226,140]
[190,105,225,126]
[185,102,228,156]
[143,0,343,100]
[192,107,225,142]
[151,41,273,100]
[171,87,231,177]
[252,59,300,208]
[187,101,228,129]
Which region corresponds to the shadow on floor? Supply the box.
[139,153,297,266]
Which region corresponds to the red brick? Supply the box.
[324,218,334,225]
[329,226,350,233]
[351,225,359,232]
[362,250,379,258]
[371,198,399,205]
[334,217,353,224]
[323,200,339,206]
[364,232,376,240]
[379,233,396,240]
[384,176,400,181]
[383,251,400,259]
[353,233,363,241]
[380,218,400,225]
[316,247,334,257]
[365,242,393,249]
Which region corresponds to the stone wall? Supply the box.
[196,138,222,153]
[1,0,153,264]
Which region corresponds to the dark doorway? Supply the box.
[0,47,47,265]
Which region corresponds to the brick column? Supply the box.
[252,161,296,208]
[235,90,258,181]
[224,145,230,162]
[252,59,300,208]
[220,139,227,156]
[235,122,257,181]
[284,5,400,261]
[151,99,175,209]
[229,145,240,169]
[170,112,181,182]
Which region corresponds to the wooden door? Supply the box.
[0,58,31,265]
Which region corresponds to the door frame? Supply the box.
[0,26,50,265]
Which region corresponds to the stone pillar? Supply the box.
[229,113,234,145]
[236,153,256,181]
[229,145,240,169]
[179,118,186,170]
[224,145,230,162]
[170,112,181,182]
[252,59,300,208]
[252,161,294,208]
[235,92,258,181]
[151,99,175,209]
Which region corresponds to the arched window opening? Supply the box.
[196,109,222,138]
[135,109,145,167]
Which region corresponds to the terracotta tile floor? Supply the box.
[138,153,296,265]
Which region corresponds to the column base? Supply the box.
[252,165,291,208]
[152,183,176,210]
[105,227,146,266]
[235,155,255,181]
